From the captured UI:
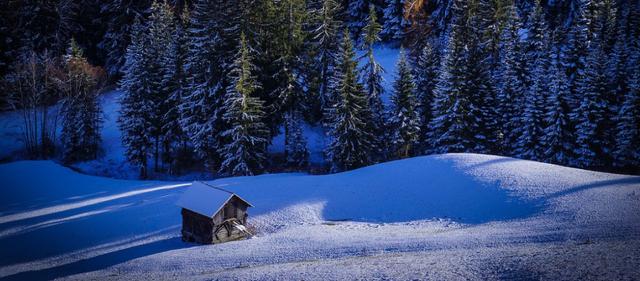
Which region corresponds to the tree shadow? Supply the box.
[544,177,640,200]
[461,156,522,170]
[0,237,193,281]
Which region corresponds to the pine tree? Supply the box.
[146,1,177,173]
[613,47,640,170]
[572,35,610,168]
[495,5,525,156]
[430,0,456,38]
[612,5,640,170]
[60,39,103,163]
[560,4,590,111]
[119,18,152,178]
[429,0,482,153]
[180,0,226,171]
[242,0,303,141]
[390,49,420,159]
[542,59,573,165]
[359,4,387,159]
[274,0,308,143]
[218,33,269,176]
[306,0,343,120]
[605,2,637,145]
[161,5,190,175]
[100,0,151,76]
[326,29,376,172]
[474,0,504,77]
[594,0,617,52]
[513,2,548,161]
[284,110,310,169]
[606,5,629,108]
[413,39,440,153]
[466,0,499,153]
[381,0,410,41]
[348,0,375,39]
[15,0,81,58]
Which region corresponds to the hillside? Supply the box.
[0,153,638,280]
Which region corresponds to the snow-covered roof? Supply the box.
[176,181,252,218]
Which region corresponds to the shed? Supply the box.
[176,181,253,244]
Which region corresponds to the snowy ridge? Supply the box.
[0,153,638,280]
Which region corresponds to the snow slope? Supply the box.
[0,153,638,280]
[0,110,24,161]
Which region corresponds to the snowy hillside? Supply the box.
[0,153,638,280]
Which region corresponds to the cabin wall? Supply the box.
[217,197,249,224]
[181,208,214,244]
[213,210,224,225]
[181,195,251,245]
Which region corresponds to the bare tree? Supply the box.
[8,50,63,159]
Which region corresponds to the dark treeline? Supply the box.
[1,0,638,177]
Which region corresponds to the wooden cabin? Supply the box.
[176,181,253,244]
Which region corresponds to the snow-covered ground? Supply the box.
[0,153,638,280]
[0,110,23,161]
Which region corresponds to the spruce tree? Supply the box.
[612,10,640,170]
[466,0,499,154]
[429,0,481,153]
[542,60,573,165]
[326,29,376,172]
[513,2,548,161]
[572,35,610,168]
[390,50,420,159]
[181,0,226,171]
[248,0,306,140]
[161,5,190,175]
[119,18,152,178]
[560,5,590,111]
[413,39,440,153]
[273,0,308,153]
[348,0,375,39]
[613,57,640,171]
[381,0,410,42]
[116,1,182,175]
[100,0,151,76]
[307,0,342,119]
[606,5,629,108]
[359,4,387,159]
[218,33,269,176]
[495,5,525,156]
[146,1,177,173]
[60,39,103,163]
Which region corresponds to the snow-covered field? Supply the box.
[0,153,639,280]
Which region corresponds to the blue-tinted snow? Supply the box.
[0,154,639,279]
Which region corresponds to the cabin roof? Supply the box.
[176,181,252,218]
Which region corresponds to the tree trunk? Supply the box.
[154,137,159,172]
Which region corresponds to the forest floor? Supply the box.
[0,153,639,280]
